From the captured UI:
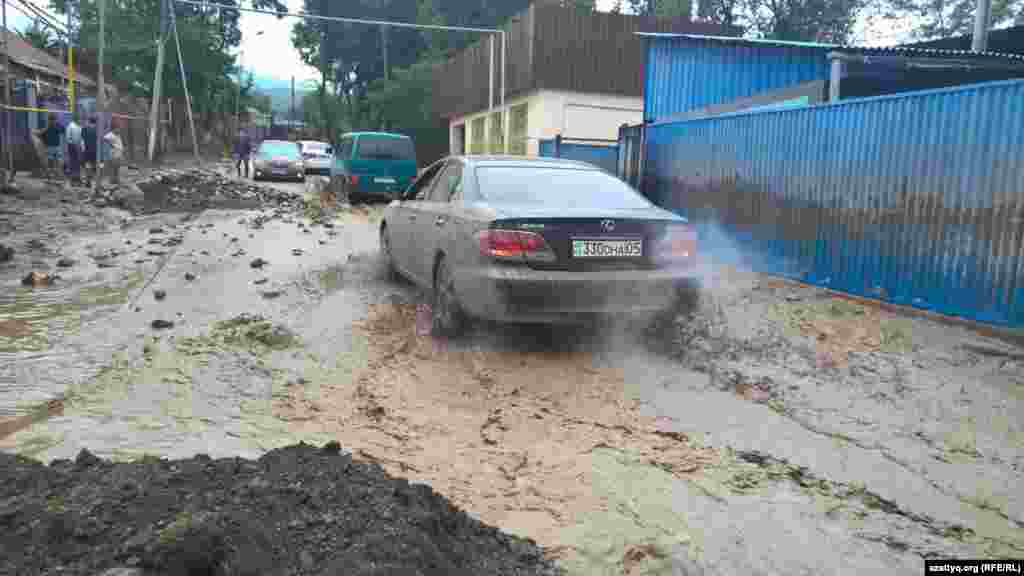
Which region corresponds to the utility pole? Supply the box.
[67,3,74,117]
[94,0,105,192]
[290,75,295,135]
[319,0,328,141]
[171,13,199,162]
[147,0,169,162]
[2,0,12,181]
[972,0,992,52]
[382,25,389,81]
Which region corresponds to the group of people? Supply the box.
[36,112,124,185]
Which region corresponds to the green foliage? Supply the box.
[48,0,287,120]
[882,0,1024,38]
[19,19,61,55]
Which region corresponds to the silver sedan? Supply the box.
[299,140,332,176]
[379,155,701,336]
[252,140,305,182]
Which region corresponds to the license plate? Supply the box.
[272,169,288,175]
[374,177,396,184]
[572,239,642,258]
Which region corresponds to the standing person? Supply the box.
[102,120,124,185]
[65,114,83,185]
[81,116,98,186]
[35,113,64,181]
[234,127,252,178]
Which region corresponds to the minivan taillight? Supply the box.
[477,230,556,263]
[654,225,697,266]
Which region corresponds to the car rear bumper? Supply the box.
[456,265,700,324]
[254,165,304,180]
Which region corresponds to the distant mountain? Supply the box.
[251,76,316,115]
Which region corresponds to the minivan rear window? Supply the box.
[356,137,415,161]
[259,142,300,159]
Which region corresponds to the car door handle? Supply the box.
[435,217,446,227]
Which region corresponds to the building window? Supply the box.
[489,111,504,154]
[470,117,486,154]
[509,104,528,156]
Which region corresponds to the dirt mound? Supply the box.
[0,443,561,576]
[120,169,304,214]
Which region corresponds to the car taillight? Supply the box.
[349,175,360,187]
[655,225,697,265]
[477,229,556,263]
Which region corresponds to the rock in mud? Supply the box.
[56,257,76,268]
[0,443,560,576]
[0,244,13,263]
[260,290,283,300]
[151,319,175,330]
[21,271,54,287]
[184,272,196,282]
[291,249,303,256]
[253,278,268,285]
[250,258,268,269]
[153,290,167,301]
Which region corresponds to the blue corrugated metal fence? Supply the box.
[538,138,619,174]
[645,78,1024,327]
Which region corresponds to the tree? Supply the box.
[19,19,60,55]
[48,0,287,144]
[623,0,692,18]
[694,0,864,42]
[882,0,1023,39]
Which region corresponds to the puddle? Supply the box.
[0,271,144,354]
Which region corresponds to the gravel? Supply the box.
[83,169,305,216]
[0,443,561,576]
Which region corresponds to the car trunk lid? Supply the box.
[488,215,690,272]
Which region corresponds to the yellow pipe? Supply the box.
[68,45,75,116]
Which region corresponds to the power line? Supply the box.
[11,0,67,36]
[9,1,67,38]
[172,0,502,34]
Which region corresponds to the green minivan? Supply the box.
[331,132,417,204]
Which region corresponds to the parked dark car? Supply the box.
[379,156,700,336]
[252,140,304,182]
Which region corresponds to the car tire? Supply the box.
[379,224,399,282]
[432,257,466,338]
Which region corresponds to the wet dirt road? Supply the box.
[2,169,1023,575]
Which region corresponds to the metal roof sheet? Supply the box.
[636,32,1024,62]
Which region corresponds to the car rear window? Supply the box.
[260,142,300,159]
[303,142,330,155]
[474,166,654,209]
[355,137,415,161]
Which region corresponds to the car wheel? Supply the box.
[379,224,399,282]
[432,257,465,338]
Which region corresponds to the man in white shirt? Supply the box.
[102,120,124,185]
[65,114,83,184]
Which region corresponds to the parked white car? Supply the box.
[299,140,333,176]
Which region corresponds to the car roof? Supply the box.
[299,140,329,146]
[456,155,600,170]
[259,140,296,145]
[342,131,410,139]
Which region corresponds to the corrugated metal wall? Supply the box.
[645,78,1024,327]
[644,37,829,122]
[538,139,619,174]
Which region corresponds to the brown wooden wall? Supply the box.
[432,3,728,121]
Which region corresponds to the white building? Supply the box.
[433,1,724,158]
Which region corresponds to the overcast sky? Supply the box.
[13,0,915,85]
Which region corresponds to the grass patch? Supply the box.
[177,314,299,359]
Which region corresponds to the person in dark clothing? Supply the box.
[81,116,98,186]
[35,113,64,180]
[234,128,252,178]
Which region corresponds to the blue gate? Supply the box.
[538,135,619,174]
